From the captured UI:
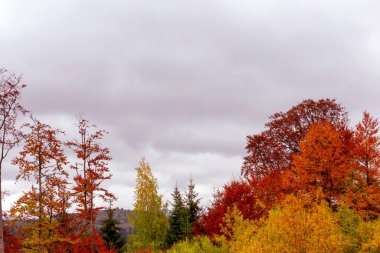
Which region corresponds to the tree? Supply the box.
[166,236,228,253]
[219,195,348,253]
[66,116,115,252]
[10,119,71,252]
[197,179,261,237]
[240,99,349,220]
[128,158,168,251]
[3,213,22,253]
[167,184,187,246]
[289,122,351,207]
[0,68,27,253]
[100,204,125,253]
[351,112,380,219]
[242,98,348,179]
[184,178,201,237]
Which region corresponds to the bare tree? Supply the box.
[0,69,27,253]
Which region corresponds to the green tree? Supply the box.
[100,206,126,253]
[184,178,201,237]
[167,184,187,246]
[128,158,168,251]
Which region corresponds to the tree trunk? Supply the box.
[0,164,4,253]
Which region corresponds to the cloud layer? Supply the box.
[1,0,380,210]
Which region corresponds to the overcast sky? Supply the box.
[1,0,380,211]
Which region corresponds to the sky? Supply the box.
[1,0,380,211]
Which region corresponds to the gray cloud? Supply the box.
[2,0,380,209]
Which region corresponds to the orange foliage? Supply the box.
[289,122,351,207]
[10,119,72,252]
[349,112,380,219]
[243,98,348,179]
[66,117,115,252]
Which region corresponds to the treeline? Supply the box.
[2,69,380,252]
[124,99,380,253]
[0,69,117,252]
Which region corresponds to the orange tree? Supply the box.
[66,116,115,253]
[10,119,71,252]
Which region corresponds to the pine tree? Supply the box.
[167,184,187,246]
[184,178,201,237]
[100,206,126,253]
[128,158,168,251]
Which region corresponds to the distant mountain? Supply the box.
[6,208,134,239]
[95,208,133,238]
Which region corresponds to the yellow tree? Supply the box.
[128,158,168,251]
[220,195,347,253]
[10,119,71,253]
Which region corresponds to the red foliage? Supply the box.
[3,224,22,253]
[242,98,348,179]
[66,117,115,252]
[70,231,116,253]
[196,179,261,237]
[199,99,362,237]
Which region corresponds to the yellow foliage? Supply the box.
[219,195,348,253]
[360,219,380,252]
[166,236,228,253]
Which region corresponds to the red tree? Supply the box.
[242,98,348,179]
[66,116,115,253]
[196,179,262,237]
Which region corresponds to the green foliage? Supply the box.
[100,207,126,252]
[336,205,369,253]
[166,236,228,253]
[184,178,201,237]
[167,184,188,246]
[127,158,168,252]
[359,219,380,253]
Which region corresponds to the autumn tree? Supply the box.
[219,195,347,253]
[197,179,261,237]
[238,99,349,220]
[3,213,22,253]
[128,158,168,251]
[351,112,380,219]
[66,116,115,253]
[242,98,348,179]
[10,119,71,252]
[0,68,27,253]
[289,122,352,207]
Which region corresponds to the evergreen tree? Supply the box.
[184,178,201,237]
[128,158,168,251]
[100,206,126,253]
[167,184,187,246]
